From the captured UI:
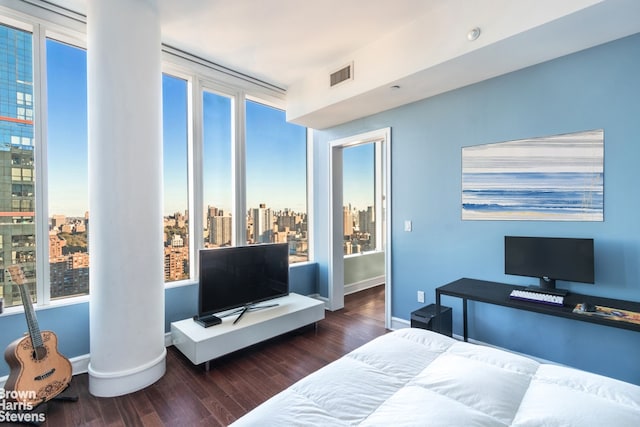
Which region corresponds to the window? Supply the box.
[0,23,36,307]
[202,90,233,249]
[162,74,190,283]
[1,18,90,308]
[245,99,308,263]
[343,143,376,255]
[2,9,310,308]
[46,38,89,300]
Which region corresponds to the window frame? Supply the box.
[0,4,312,313]
[161,63,313,288]
[0,6,88,313]
[161,71,192,283]
[244,95,310,260]
[198,79,239,248]
[341,139,385,257]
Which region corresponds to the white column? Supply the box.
[87,0,165,397]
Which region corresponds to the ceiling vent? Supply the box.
[330,62,353,87]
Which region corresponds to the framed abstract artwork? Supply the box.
[462,129,604,221]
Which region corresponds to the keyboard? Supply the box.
[509,289,564,306]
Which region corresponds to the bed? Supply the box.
[230,328,640,426]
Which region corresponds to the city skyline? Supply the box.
[0,21,375,304]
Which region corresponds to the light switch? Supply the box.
[404,220,412,232]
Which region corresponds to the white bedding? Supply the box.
[230,328,640,426]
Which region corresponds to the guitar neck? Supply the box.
[17,284,43,349]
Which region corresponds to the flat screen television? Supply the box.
[504,236,594,294]
[196,243,289,326]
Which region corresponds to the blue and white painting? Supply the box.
[462,129,603,221]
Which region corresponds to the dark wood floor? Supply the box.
[32,286,386,426]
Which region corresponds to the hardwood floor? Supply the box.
[33,286,387,426]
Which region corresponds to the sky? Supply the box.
[46,39,88,217]
[343,143,375,211]
[45,38,371,218]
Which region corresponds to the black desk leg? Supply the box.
[463,298,468,342]
[435,291,441,316]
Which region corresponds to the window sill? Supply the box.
[0,262,320,318]
[290,260,315,268]
[344,250,384,260]
[164,279,198,289]
[0,294,90,318]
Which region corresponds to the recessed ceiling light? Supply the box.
[467,27,481,41]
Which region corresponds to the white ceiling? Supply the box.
[158,0,437,90]
[44,0,640,128]
[51,0,436,89]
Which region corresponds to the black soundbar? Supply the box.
[193,314,221,328]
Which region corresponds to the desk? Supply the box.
[435,278,640,341]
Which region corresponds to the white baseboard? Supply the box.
[69,353,91,376]
[390,316,409,330]
[0,334,176,390]
[0,320,559,392]
[312,294,329,306]
[344,276,384,296]
[88,349,167,397]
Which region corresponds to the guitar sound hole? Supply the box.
[32,346,48,361]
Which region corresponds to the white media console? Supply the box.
[171,293,325,369]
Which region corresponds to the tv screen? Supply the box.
[198,243,289,319]
[504,236,594,290]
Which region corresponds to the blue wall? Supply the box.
[0,262,317,377]
[313,33,640,384]
[2,33,638,385]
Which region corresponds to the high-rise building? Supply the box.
[50,233,66,258]
[171,234,184,247]
[277,210,296,232]
[164,248,188,282]
[0,25,36,306]
[210,215,232,246]
[359,206,375,235]
[343,206,353,236]
[358,206,376,251]
[252,203,273,243]
[52,214,66,228]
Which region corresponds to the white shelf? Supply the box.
[171,293,325,366]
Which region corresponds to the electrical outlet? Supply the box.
[417,290,425,303]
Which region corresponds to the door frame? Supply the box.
[328,127,392,329]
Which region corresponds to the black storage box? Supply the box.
[411,304,452,337]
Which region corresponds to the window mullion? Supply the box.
[33,23,50,305]
[375,140,384,252]
[232,92,246,246]
[306,129,314,261]
[190,76,202,277]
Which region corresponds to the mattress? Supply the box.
[230,328,640,426]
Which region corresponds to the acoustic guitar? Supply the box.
[3,265,72,407]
